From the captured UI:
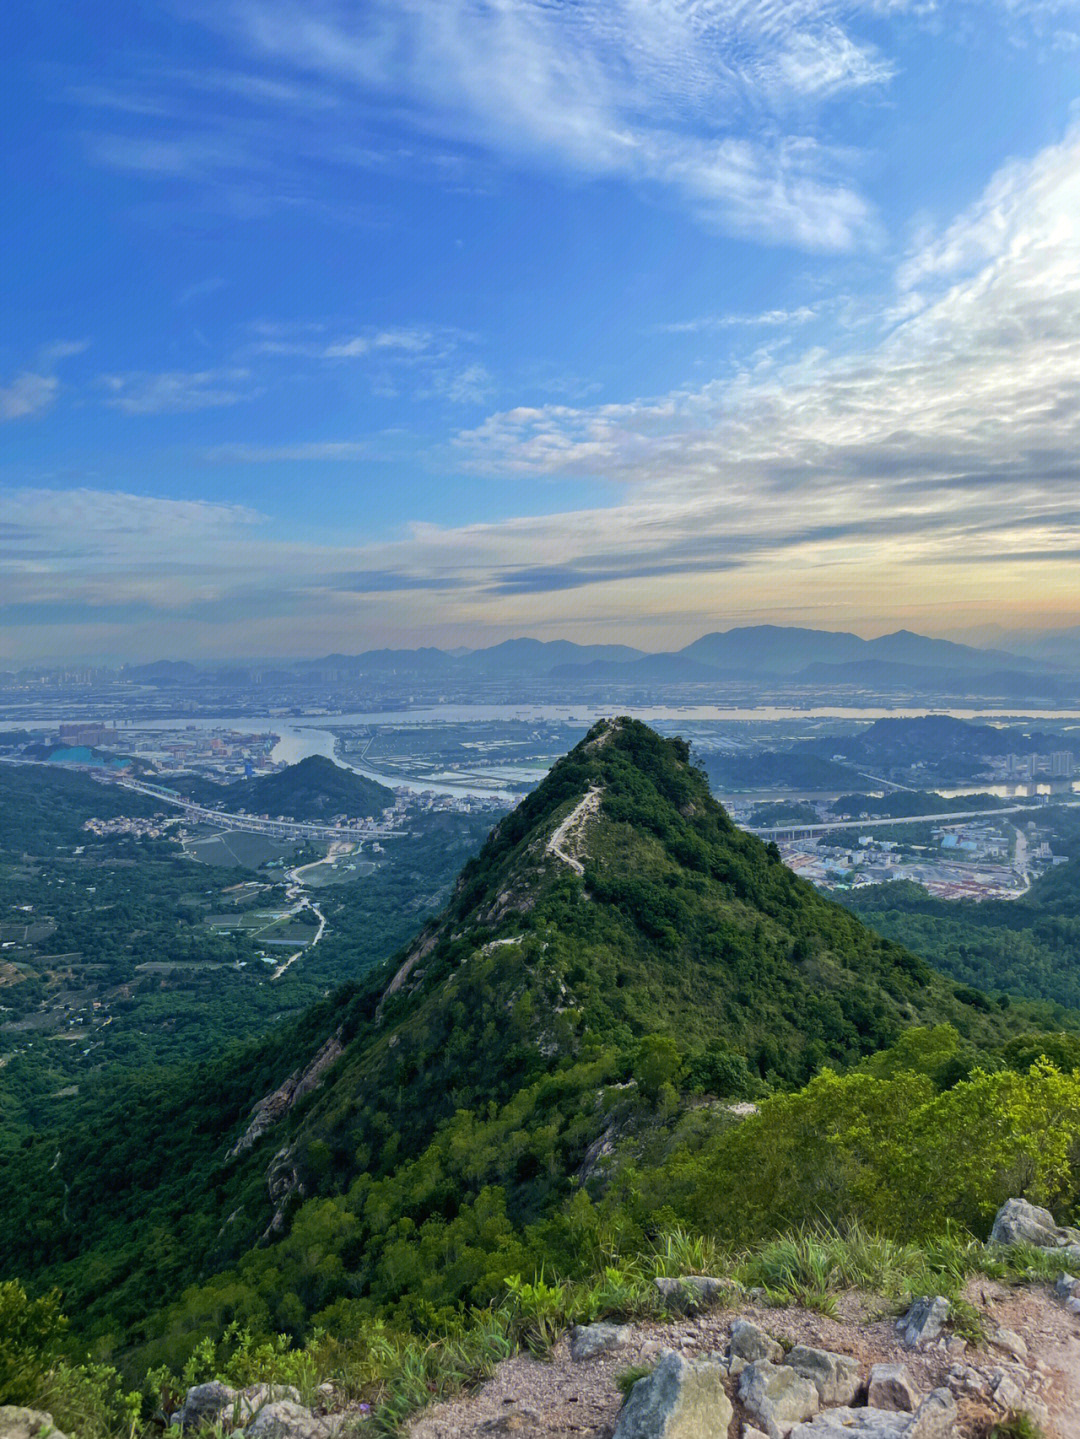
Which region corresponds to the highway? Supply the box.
[115,776,408,842]
[749,798,1080,840]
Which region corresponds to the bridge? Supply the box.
[116,776,408,843]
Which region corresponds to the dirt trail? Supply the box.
[546,788,603,877]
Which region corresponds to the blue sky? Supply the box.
[4,0,1080,663]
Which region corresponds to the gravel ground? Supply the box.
[407,1284,1080,1439]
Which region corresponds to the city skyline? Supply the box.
[5,2,1080,663]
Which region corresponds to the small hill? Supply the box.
[182,755,394,820]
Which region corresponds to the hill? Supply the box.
[4,719,1060,1363]
[180,755,394,820]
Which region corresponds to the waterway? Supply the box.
[7,705,1080,802]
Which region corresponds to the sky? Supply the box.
[4,0,1080,664]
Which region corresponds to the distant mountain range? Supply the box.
[122,624,1078,697]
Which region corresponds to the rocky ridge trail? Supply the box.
[408,1280,1080,1439]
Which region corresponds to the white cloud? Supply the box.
[0,374,59,421]
[437,122,1080,586]
[101,368,256,414]
[181,0,899,248]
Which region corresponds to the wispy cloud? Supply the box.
[1,342,89,421]
[657,307,821,333]
[0,374,60,422]
[194,0,892,248]
[100,368,256,414]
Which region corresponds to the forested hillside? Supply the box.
[180,755,394,819]
[3,720,1070,1374]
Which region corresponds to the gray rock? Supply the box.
[868,1363,919,1413]
[1068,1296,1080,1316]
[898,1296,950,1349]
[989,1197,1080,1249]
[743,1429,771,1439]
[790,1387,956,1439]
[739,1360,819,1438]
[238,1385,304,1421]
[612,1350,733,1439]
[991,1328,1027,1362]
[569,1321,632,1361]
[0,1409,69,1439]
[246,1401,339,1439]
[907,1388,958,1439]
[1055,1271,1080,1299]
[653,1275,740,1312]
[729,1319,784,1365]
[174,1382,239,1429]
[993,1375,1025,1412]
[783,1345,861,1406]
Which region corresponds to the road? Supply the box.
[750,798,1080,839]
[115,775,407,842]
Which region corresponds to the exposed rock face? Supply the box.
[246,1400,341,1438]
[729,1319,784,1365]
[228,1033,343,1158]
[612,1351,733,1439]
[783,1346,861,1406]
[172,1382,315,1431]
[989,1197,1080,1252]
[653,1275,741,1313]
[173,1381,237,1428]
[867,1364,919,1413]
[739,1359,820,1437]
[897,1297,950,1349]
[789,1388,956,1438]
[569,1322,632,1361]
[0,1408,68,1439]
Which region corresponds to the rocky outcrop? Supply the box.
[228,1033,343,1159]
[989,1197,1080,1253]
[867,1364,919,1413]
[569,1322,632,1361]
[897,1297,950,1349]
[784,1345,861,1406]
[728,1318,783,1365]
[171,1381,317,1431]
[653,1275,742,1313]
[612,1351,732,1439]
[739,1359,820,1437]
[790,1388,956,1438]
[0,1409,68,1439]
[246,1400,341,1438]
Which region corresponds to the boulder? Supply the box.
[173,1381,239,1429]
[729,1319,784,1365]
[613,1350,733,1439]
[783,1345,861,1406]
[570,1321,632,1361]
[992,1375,1025,1412]
[239,1384,304,1420]
[0,1409,68,1439]
[653,1275,740,1312]
[246,1400,340,1439]
[898,1296,950,1349]
[907,1388,958,1439]
[790,1387,956,1439]
[1055,1272,1080,1300]
[867,1363,919,1413]
[989,1197,1080,1250]
[739,1360,819,1438]
[990,1328,1027,1363]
